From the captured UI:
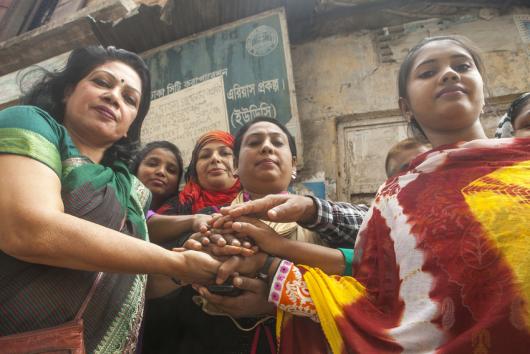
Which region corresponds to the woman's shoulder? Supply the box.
[0,105,76,176]
[0,105,65,143]
[0,105,57,122]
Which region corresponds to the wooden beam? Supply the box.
[0,51,71,106]
[0,0,136,76]
[0,0,36,41]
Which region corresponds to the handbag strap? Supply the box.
[75,272,103,320]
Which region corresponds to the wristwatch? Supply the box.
[256,255,275,281]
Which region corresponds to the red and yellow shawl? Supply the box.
[271,138,530,353]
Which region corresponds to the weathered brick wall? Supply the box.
[290,9,530,202]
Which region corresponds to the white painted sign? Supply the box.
[141,75,229,164]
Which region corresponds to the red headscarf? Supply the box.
[177,130,241,214]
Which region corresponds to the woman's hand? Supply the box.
[192,214,213,233]
[216,252,268,283]
[208,230,241,248]
[147,213,213,244]
[230,216,289,255]
[172,248,221,285]
[181,235,256,258]
[219,194,317,224]
[183,231,211,249]
[183,224,257,257]
[194,276,274,318]
[208,213,237,237]
[204,214,245,246]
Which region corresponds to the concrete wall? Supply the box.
[290,8,530,202]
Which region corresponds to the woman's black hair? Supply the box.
[20,46,151,166]
[397,35,486,142]
[131,140,184,188]
[233,117,297,162]
[508,92,530,125]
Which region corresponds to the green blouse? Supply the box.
[0,105,150,353]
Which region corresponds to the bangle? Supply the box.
[256,255,275,282]
[267,258,282,289]
[338,248,354,276]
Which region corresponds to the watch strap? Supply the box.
[256,255,275,281]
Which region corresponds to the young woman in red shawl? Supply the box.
[199,35,530,353]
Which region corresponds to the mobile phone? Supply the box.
[206,284,242,297]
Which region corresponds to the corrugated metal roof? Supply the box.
[92,4,175,51]
[94,0,522,54]
[93,0,317,53]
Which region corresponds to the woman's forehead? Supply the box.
[200,140,230,150]
[412,40,473,68]
[145,148,177,162]
[87,61,142,93]
[245,121,286,136]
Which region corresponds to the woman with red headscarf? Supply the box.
[158,130,241,215]
[144,131,241,248]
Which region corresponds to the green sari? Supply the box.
[0,106,151,353]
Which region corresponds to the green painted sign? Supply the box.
[143,8,298,135]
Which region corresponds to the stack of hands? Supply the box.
[172,194,314,317]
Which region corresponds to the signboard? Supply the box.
[141,76,229,163]
[141,8,302,164]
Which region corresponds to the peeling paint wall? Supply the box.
[291,8,530,202]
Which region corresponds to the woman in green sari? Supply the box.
[0,46,220,352]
